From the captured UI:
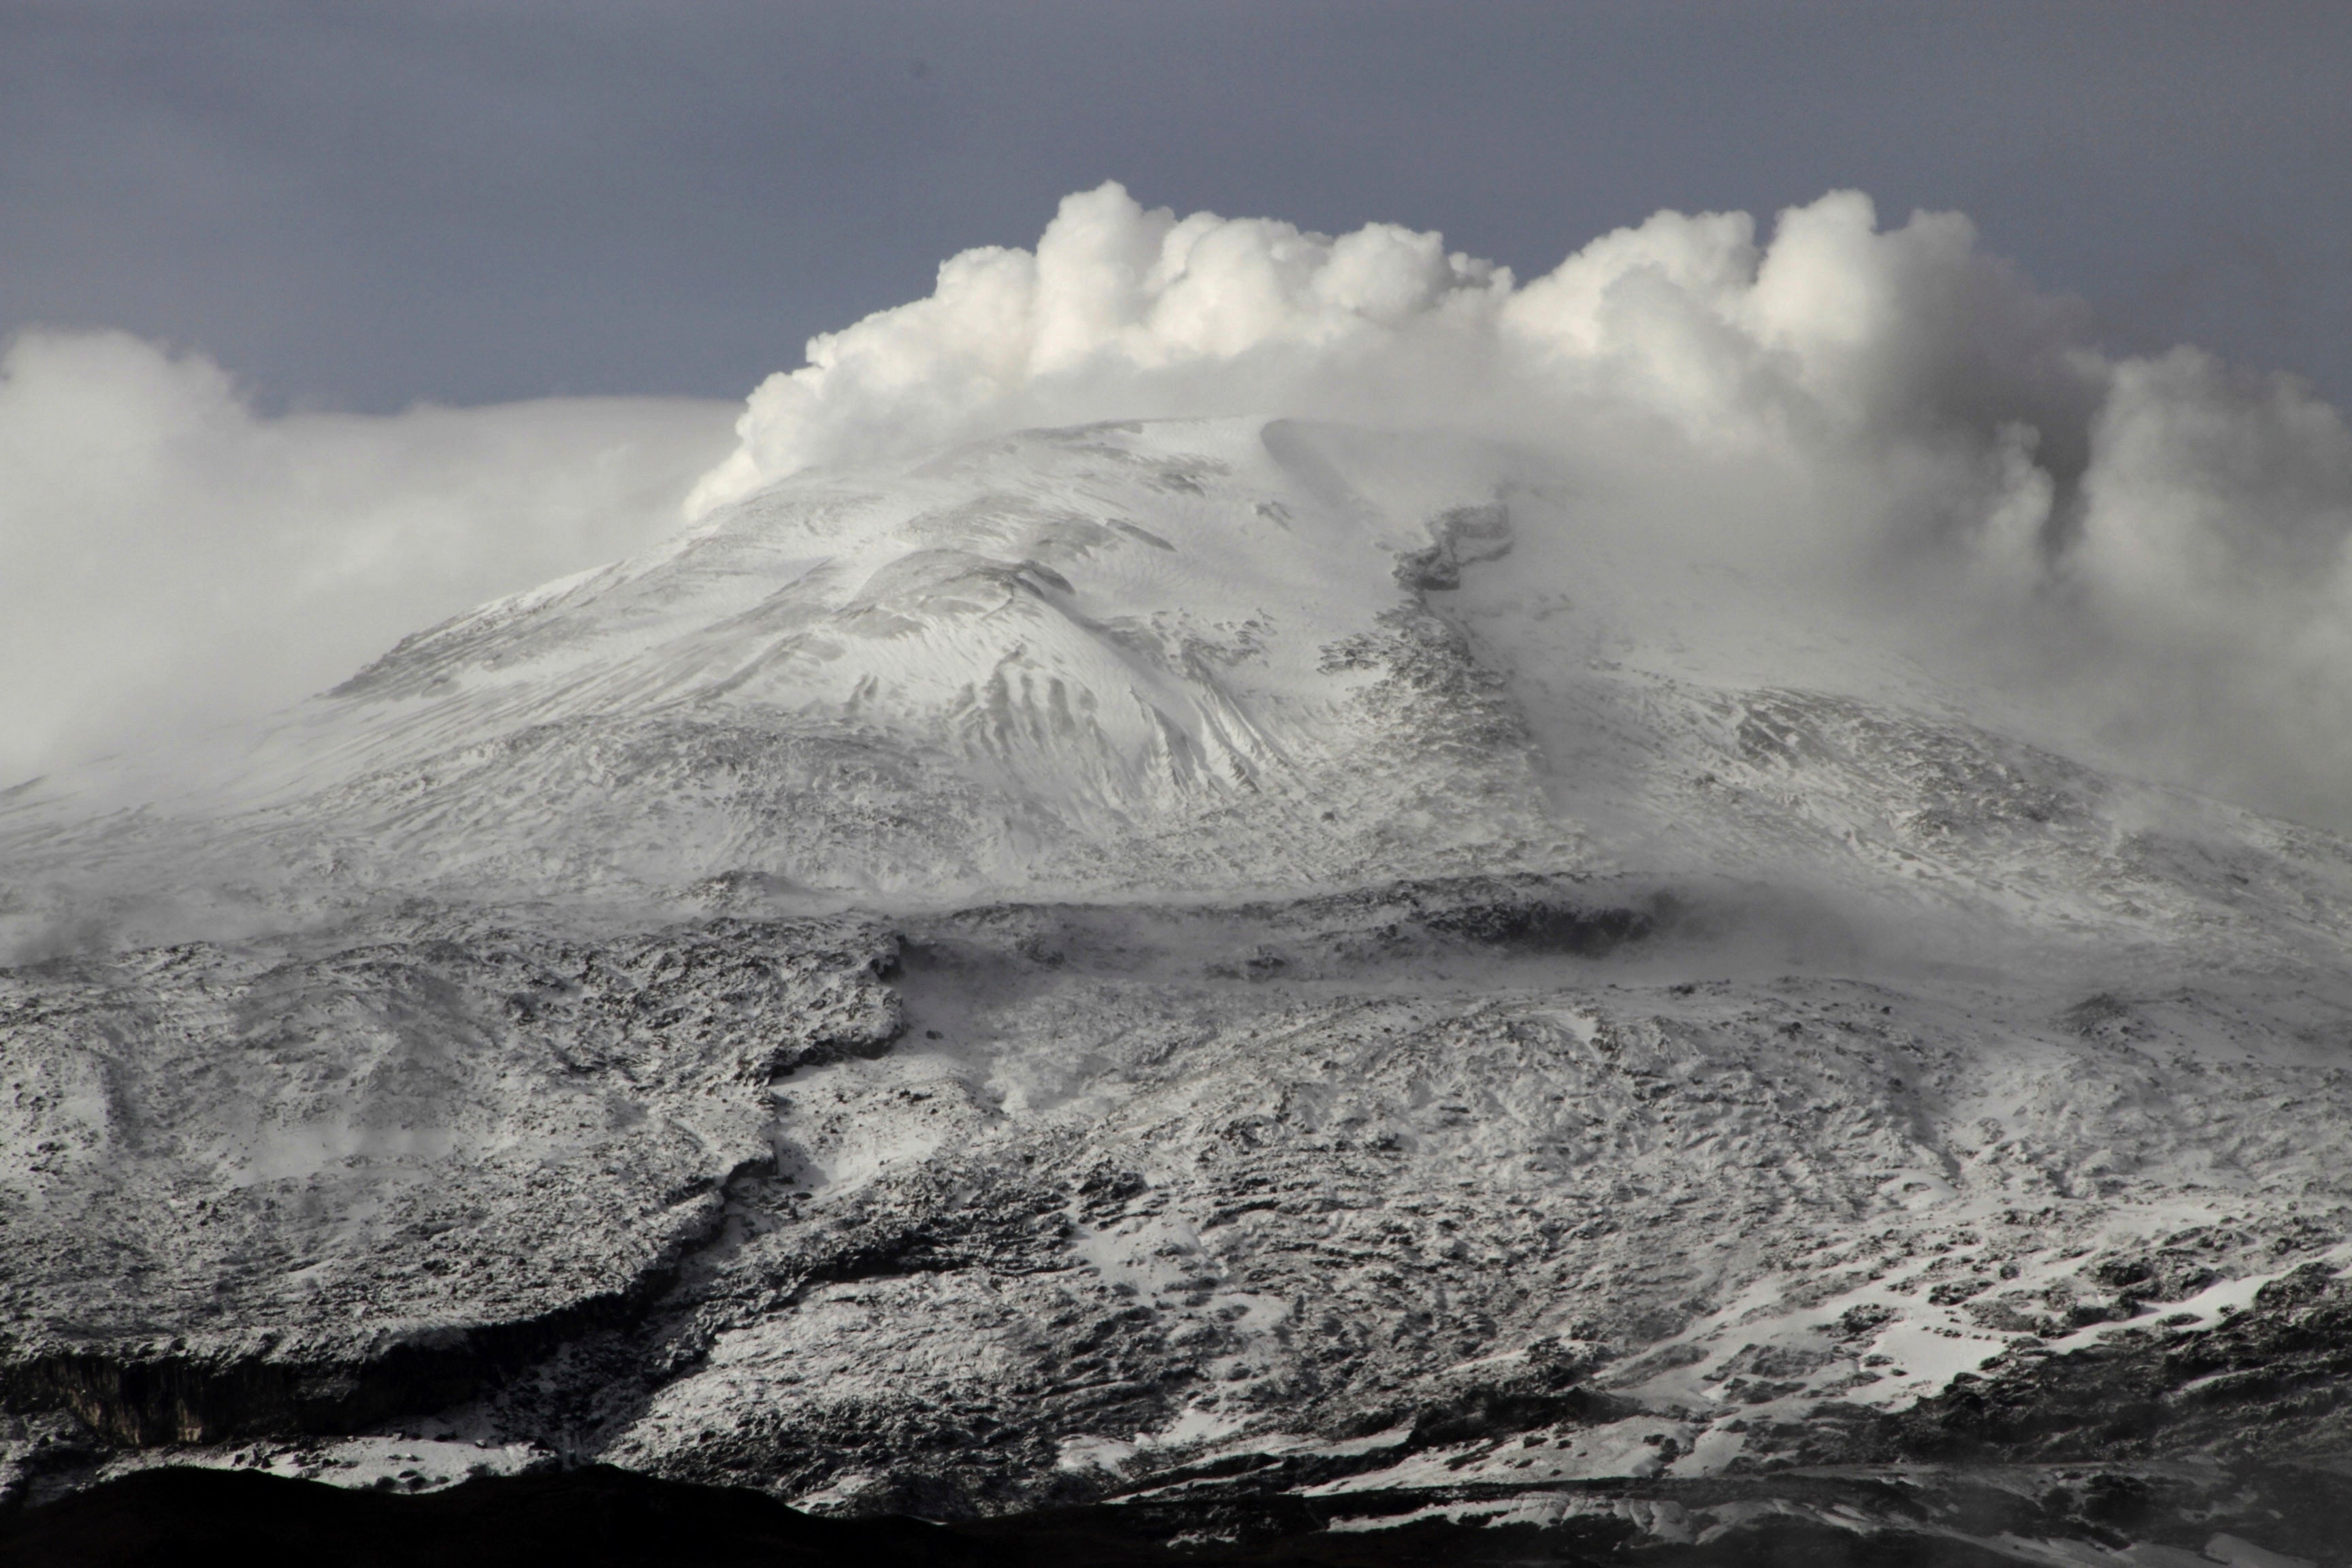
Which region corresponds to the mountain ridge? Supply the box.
[7,416,2352,1561]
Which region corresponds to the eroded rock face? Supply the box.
[0,913,900,1443]
[11,883,2352,1565]
[580,912,2352,1524]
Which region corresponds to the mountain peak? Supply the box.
[10,416,2352,968]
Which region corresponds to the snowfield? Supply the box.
[7,418,2352,1561]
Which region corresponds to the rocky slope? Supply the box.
[6,418,2352,1562]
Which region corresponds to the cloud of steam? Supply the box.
[692,182,2352,830]
[687,183,2095,512]
[12,186,2349,832]
[0,329,734,785]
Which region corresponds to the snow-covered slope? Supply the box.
[14,416,2351,957]
[1,421,1580,930]
[7,419,2352,1561]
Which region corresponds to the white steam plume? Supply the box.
[692,183,2352,830]
[0,329,734,785]
[10,187,2349,832]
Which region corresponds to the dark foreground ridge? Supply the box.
[15,1461,2352,1568]
[0,1463,2005,1567]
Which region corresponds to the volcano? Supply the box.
[7,416,2352,1563]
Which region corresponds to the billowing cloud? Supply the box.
[691,182,2352,830]
[687,184,2095,512]
[0,329,734,785]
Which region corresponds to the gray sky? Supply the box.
[5,0,2350,411]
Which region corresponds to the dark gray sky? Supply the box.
[6,0,2349,411]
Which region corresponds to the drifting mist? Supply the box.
[0,331,732,784]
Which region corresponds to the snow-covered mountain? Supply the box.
[8,418,2352,1561]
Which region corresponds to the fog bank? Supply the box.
[0,329,734,784]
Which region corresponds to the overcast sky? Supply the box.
[5,1,2349,412]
